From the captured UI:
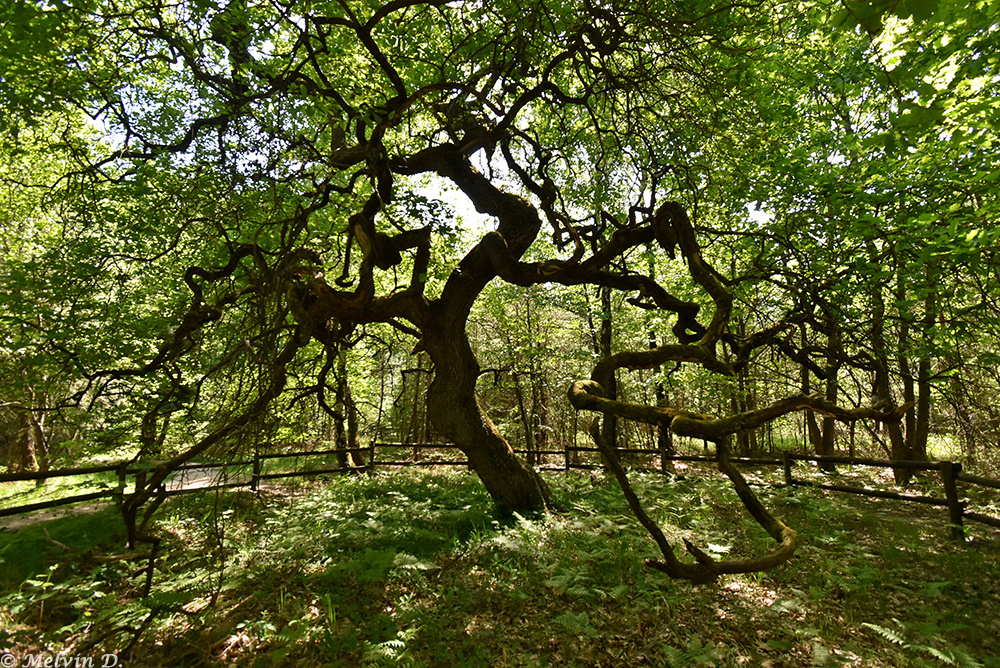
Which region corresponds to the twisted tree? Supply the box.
[2,0,951,582]
[564,202,914,582]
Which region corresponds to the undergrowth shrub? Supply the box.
[0,466,997,667]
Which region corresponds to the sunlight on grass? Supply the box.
[0,467,997,666]
[0,471,129,512]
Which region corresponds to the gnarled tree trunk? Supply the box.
[424,321,548,513]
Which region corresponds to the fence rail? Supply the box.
[0,463,125,483]
[779,453,979,540]
[2,442,999,540]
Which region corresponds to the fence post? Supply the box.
[564,439,570,471]
[940,461,966,542]
[659,432,669,474]
[251,453,261,492]
[112,464,128,508]
[782,452,793,486]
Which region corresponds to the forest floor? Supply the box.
[1,462,999,667]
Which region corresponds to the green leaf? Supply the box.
[392,552,439,572]
[862,622,906,645]
[906,0,939,21]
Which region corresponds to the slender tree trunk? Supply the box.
[32,409,49,475]
[870,276,911,484]
[512,371,536,466]
[912,354,931,461]
[895,265,936,465]
[800,325,824,457]
[12,403,49,483]
[911,289,937,462]
[405,360,423,444]
[598,285,617,451]
[395,372,408,444]
[649,329,675,469]
[333,352,364,468]
[897,281,917,456]
[526,296,551,463]
[421,353,433,443]
[398,355,431,445]
[732,386,749,456]
[806,413,823,456]
[14,410,38,473]
[534,378,551,460]
[730,318,758,457]
[820,314,840,472]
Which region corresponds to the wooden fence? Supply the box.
[778,453,1000,541]
[2,442,999,542]
[0,463,131,518]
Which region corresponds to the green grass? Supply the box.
[0,466,998,666]
[0,506,127,588]
[0,470,127,512]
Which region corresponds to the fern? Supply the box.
[553,610,597,637]
[609,583,631,600]
[566,583,595,599]
[912,643,984,668]
[662,644,687,668]
[361,628,417,666]
[361,639,403,666]
[862,621,906,646]
[863,622,984,668]
[660,635,723,667]
[955,651,986,668]
[915,644,957,666]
